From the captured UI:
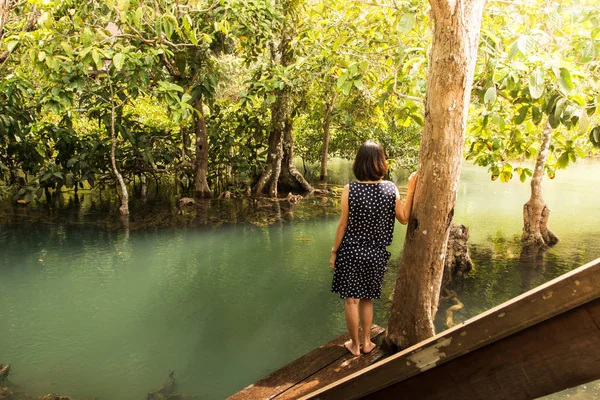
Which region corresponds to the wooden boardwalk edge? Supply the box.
[227,325,385,400]
[302,257,600,399]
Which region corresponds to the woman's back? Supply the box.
[345,181,397,248]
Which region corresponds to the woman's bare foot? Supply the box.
[344,339,361,356]
[362,341,377,354]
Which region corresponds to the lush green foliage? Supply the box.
[467,0,600,182]
[1,0,599,204]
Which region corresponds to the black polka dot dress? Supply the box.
[331,181,397,299]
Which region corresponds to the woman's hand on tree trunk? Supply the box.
[408,171,418,192]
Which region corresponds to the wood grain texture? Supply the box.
[277,342,386,399]
[228,325,384,400]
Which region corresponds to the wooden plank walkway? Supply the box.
[227,325,387,400]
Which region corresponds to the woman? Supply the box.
[330,141,417,356]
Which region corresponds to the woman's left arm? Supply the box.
[395,172,418,224]
[329,184,350,270]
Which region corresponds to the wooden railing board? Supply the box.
[364,299,600,400]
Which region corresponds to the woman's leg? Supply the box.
[344,297,361,356]
[359,299,376,354]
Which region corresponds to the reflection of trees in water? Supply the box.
[437,232,600,328]
[1,191,341,231]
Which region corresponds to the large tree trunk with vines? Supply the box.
[194,98,211,198]
[384,0,486,352]
[254,5,310,197]
[320,91,335,183]
[280,107,313,193]
[108,80,129,215]
[522,121,558,247]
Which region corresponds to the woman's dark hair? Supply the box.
[352,141,388,181]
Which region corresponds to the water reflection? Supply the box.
[0,161,599,399]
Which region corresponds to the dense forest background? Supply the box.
[1,0,598,214]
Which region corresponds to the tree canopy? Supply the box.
[0,0,598,205]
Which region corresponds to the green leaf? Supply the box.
[7,40,19,52]
[508,41,519,60]
[134,7,143,29]
[202,33,212,44]
[183,15,192,32]
[359,60,368,73]
[38,51,46,62]
[549,111,560,129]
[91,48,101,69]
[353,79,364,90]
[545,93,560,114]
[337,75,346,89]
[163,17,175,40]
[484,87,496,106]
[155,17,162,39]
[188,29,198,46]
[529,68,544,99]
[82,28,93,46]
[591,127,600,148]
[554,98,566,121]
[410,114,423,126]
[113,53,125,71]
[60,42,73,57]
[558,68,574,92]
[557,152,569,169]
[514,106,529,124]
[517,35,536,55]
[342,81,352,96]
[579,111,591,134]
[532,106,542,125]
[398,13,415,33]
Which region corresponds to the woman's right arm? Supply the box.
[329,184,349,270]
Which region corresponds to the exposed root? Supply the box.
[443,289,464,328]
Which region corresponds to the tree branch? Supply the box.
[0,4,37,69]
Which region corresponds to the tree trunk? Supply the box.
[522,121,558,247]
[280,107,314,193]
[0,0,7,38]
[140,174,147,200]
[253,96,285,197]
[253,7,308,197]
[194,97,211,198]
[320,92,335,183]
[108,79,129,215]
[384,0,486,352]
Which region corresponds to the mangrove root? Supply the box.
[147,371,195,400]
[443,224,473,288]
[177,197,196,215]
[0,364,10,384]
[443,289,464,328]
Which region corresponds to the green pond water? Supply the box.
[1,160,600,399]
